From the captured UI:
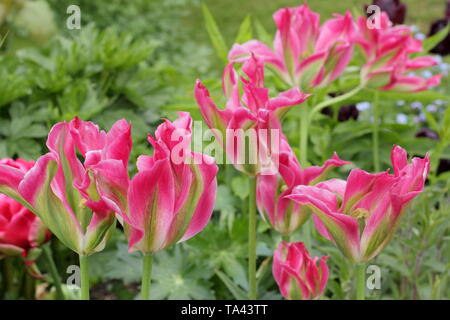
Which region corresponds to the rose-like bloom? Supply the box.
[273,241,329,300]
[94,112,218,253]
[287,146,430,262]
[0,158,50,277]
[365,0,406,25]
[257,139,349,235]
[228,4,357,91]
[356,12,442,92]
[429,1,450,56]
[0,118,131,256]
[195,55,310,176]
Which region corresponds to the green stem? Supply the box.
[2,257,14,295]
[141,253,153,300]
[24,273,35,300]
[281,234,290,243]
[248,176,257,300]
[299,105,309,167]
[79,255,89,300]
[309,85,364,121]
[372,91,381,172]
[303,220,312,250]
[43,244,65,300]
[356,263,366,300]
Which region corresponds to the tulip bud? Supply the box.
[95,112,219,254]
[287,146,429,262]
[0,118,131,256]
[356,12,442,92]
[229,5,357,91]
[257,139,349,235]
[195,57,310,176]
[273,242,329,300]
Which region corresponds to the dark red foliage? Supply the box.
[365,0,407,25]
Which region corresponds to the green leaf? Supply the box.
[422,24,450,54]
[202,3,228,62]
[423,111,440,134]
[253,18,272,47]
[215,270,248,300]
[231,176,249,200]
[234,15,252,44]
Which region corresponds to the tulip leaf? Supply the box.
[422,24,450,54]
[234,15,253,44]
[202,4,228,62]
[231,176,249,200]
[215,269,248,300]
[253,18,272,47]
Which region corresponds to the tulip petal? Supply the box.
[303,153,350,186]
[127,159,175,253]
[288,186,360,261]
[178,154,218,241]
[18,154,83,253]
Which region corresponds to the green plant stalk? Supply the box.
[356,263,366,300]
[248,176,257,300]
[299,106,312,250]
[24,273,35,300]
[299,105,310,167]
[79,255,89,300]
[281,234,290,242]
[372,91,381,171]
[43,244,65,300]
[2,257,14,295]
[141,253,153,300]
[309,85,364,121]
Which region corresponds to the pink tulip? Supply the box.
[273,241,329,300]
[0,158,50,277]
[195,55,310,176]
[228,4,357,91]
[0,118,131,255]
[257,139,349,234]
[287,146,430,262]
[95,112,218,253]
[356,12,442,92]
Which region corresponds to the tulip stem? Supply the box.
[141,253,153,300]
[2,257,14,295]
[309,85,364,122]
[281,234,290,242]
[356,263,366,300]
[43,244,65,300]
[372,91,381,171]
[79,255,89,300]
[24,273,35,300]
[299,105,312,250]
[248,176,257,300]
[299,104,309,167]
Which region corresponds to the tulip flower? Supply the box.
[0,158,50,278]
[0,118,131,299]
[287,145,430,263]
[365,0,406,25]
[195,55,310,176]
[228,4,357,91]
[257,139,349,235]
[273,241,329,300]
[196,56,308,299]
[94,112,218,299]
[356,12,442,92]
